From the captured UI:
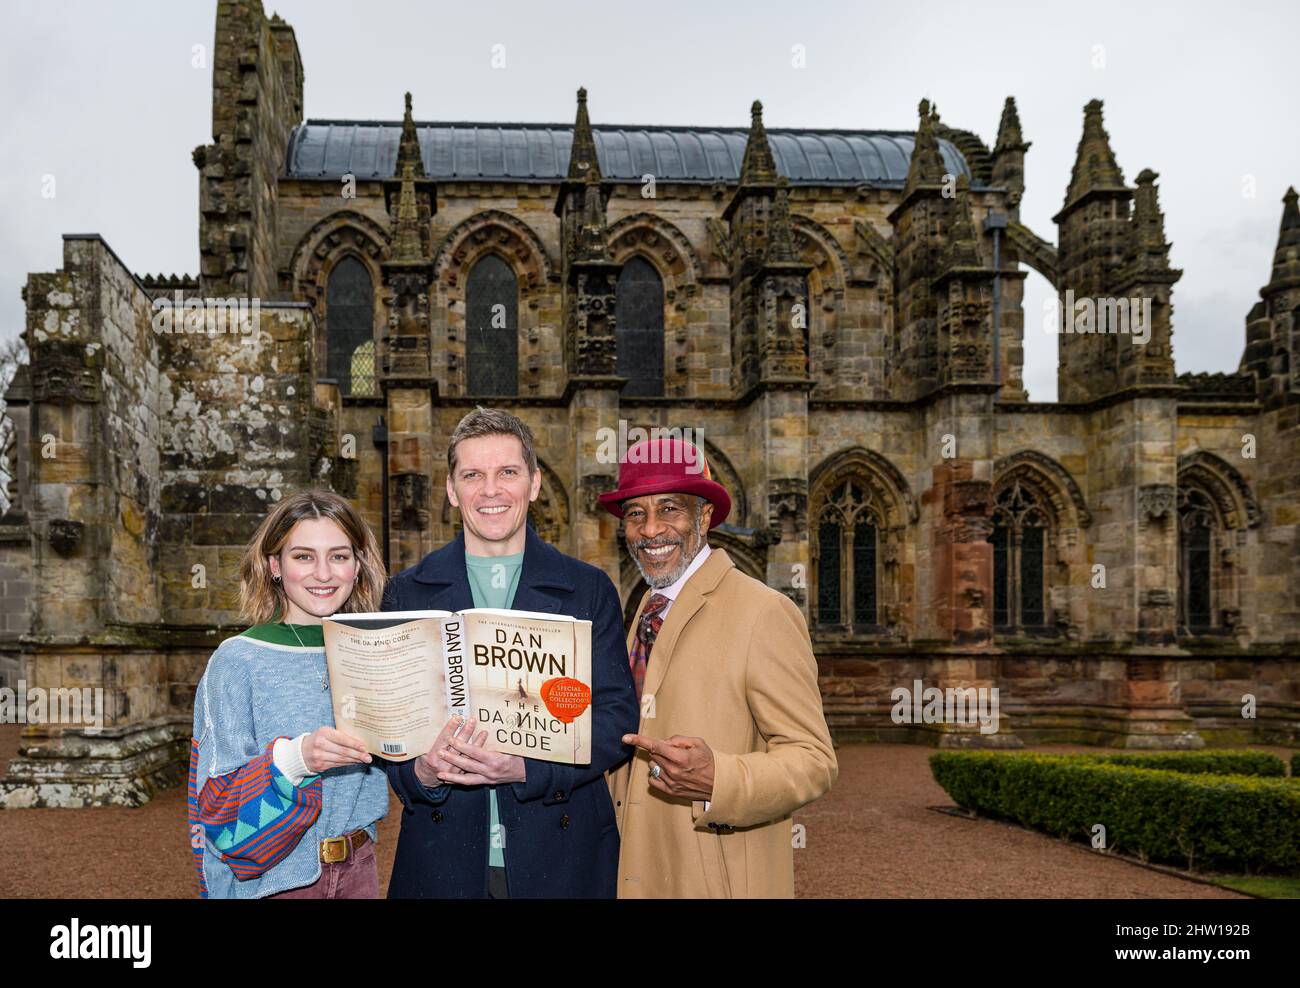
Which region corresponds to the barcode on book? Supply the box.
[381,742,406,755]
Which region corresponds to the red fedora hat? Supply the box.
[598,437,731,529]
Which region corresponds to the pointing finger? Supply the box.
[622,733,661,755]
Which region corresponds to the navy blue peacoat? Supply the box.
[378,524,638,898]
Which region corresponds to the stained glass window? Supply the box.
[1020,524,1045,626]
[817,520,841,625]
[616,256,664,396]
[1178,487,1215,631]
[466,254,518,396]
[853,521,877,625]
[990,480,1050,631]
[349,340,376,397]
[991,525,1009,627]
[326,256,373,396]
[816,480,880,631]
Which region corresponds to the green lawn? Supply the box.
[1209,875,1300,899]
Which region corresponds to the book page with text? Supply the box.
[322,616,447,761]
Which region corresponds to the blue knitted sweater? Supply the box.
[187,623,390,898]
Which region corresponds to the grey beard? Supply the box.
[635,547,696,588]
[631,530,705,588]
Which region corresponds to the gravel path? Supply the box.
[791,742,1267,898]
[0,727,1279,898]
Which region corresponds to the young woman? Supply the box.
[187,489,391,898]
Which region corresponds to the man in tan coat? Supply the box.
[599,437,837,897]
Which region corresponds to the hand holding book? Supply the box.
[410,715,526,786]
[435,716,527,785]
[303,725,373,773]
[411,716,476,787]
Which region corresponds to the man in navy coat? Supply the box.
[379,407,637,898]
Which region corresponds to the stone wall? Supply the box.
[0,529,28,691]
[197,0,303,299]
[5,235,184,805]
[24,236,162,636]
[157,300,320,628]
[1247,401,1300,643]
[1,237,331,806]
[273,182,971,404]
[0,364,32,692]
[822,650,1297,748]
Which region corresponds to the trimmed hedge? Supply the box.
[1087,750,1285,777]
[930,751,1300,875]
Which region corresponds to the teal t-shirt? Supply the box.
[465,550,524,870]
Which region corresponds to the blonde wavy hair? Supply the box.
[239,488,386,625]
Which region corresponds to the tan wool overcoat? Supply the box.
[607,547,838,898]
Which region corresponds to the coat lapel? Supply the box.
[426,580,473,614]
[639,548,734,701]
[408,533,475,613]
[503,525,568,614]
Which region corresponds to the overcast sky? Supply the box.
[3,0,1297,401]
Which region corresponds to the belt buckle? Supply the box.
[320,835,349,864]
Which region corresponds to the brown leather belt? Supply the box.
[319,829,370,864]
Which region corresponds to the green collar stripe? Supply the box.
[240,623,325,647]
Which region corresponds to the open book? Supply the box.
[321,609,593,766]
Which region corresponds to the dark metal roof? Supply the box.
[284,121,972,186]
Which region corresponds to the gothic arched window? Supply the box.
[615,256,665,396]
[466,254,518,396]
[326,256,375,396]
[991,480,1049,631]
[815,480,878,630]
[1178,487,1216,632]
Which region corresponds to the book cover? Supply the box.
[322,609,593,766]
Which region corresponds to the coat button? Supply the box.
[559,815,570,829]
[432,810,443,823]
[553,790,566,801]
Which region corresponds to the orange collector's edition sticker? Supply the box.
[540,677,591,724]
